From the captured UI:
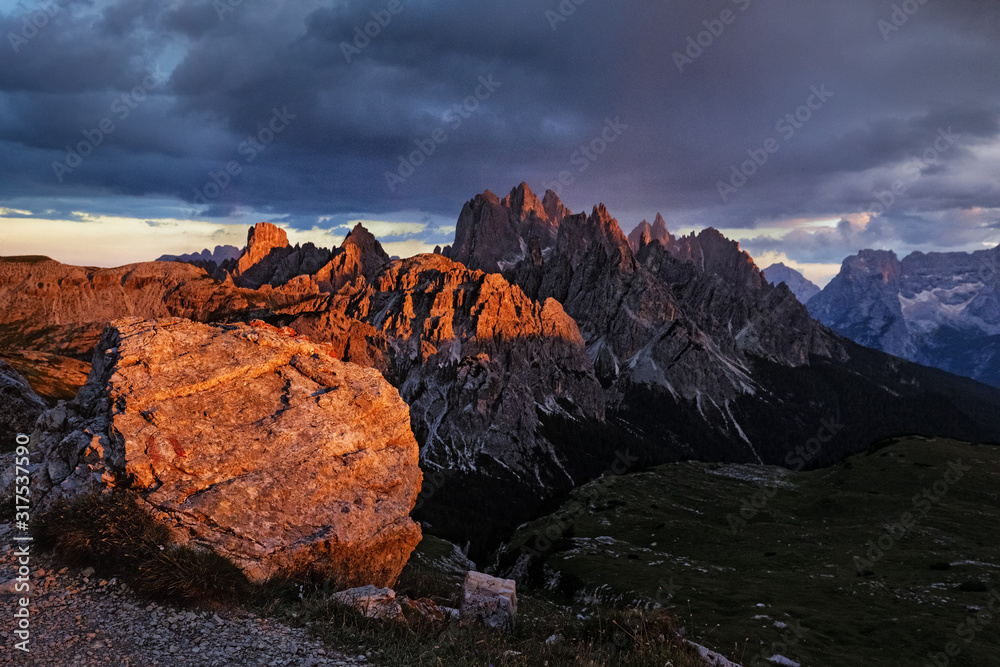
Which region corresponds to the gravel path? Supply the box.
[0,535,372,666]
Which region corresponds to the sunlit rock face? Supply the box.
[33,317,422,586]
[292,252,605,482]
[231,221,390,291]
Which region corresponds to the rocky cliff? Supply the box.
[0,256,291,360]
[291,253,605,485]
[807,250,912,358]
[0,358,46,446]
[31,318,422,586]
[627,213,673,253]
[443,183,562,273]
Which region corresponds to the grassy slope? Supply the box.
[496,437,1000,666]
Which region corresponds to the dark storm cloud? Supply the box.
[1,0,998,257]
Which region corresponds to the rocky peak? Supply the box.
[627,220,653,252]
[233,223,295,288]
[808,249,911,358]
[542,189,570,224]
[761,263,821,304]
[445,185,561,274]
[241,222,289,267]
[846,249,901,283]
[292,252,604,486]
[651,213,672,245]
[501,182,547,221]
[341,223,392,281]
[627,214,673,253]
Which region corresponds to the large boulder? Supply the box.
[33,317,422,586]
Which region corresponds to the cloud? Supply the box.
[0,0,998,268]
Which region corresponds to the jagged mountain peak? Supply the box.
[542,189,571,224]
[501,182,547,220]
[652,212,670,239]
[846,249,901,278]
[627,214,672,253]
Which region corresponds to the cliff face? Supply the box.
[808,250,913,358]
[505,194,842,430]
[443,183,562,274]
[0,358,46,445]
[292,253,605,484]
[0,257,280,360]
[32,318,422,586]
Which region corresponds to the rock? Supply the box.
[292,253,604,482]
[685,639,743,666]
[232,223,296,287]
[33,317,422,586]
[0,255,292,360]
[399,596,447,623]
[231,222,390,292]
[2,350,91,404]
[459,571,517,632]
[0,357,46,444]
[627,212,673,253]
[761,263,820,304]
[444,182,560,273]
[158,245,242,278]
[808,250,912,358]
[332,586,403,620]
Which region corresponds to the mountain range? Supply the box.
[757,247,1000,389]
[4,183,1000,556]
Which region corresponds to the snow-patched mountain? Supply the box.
[809,246,1000,387]
[762,263,821,304]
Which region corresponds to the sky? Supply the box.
[1,0,998,285]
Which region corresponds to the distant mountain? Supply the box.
[157,245,241,274]
[761,263,821,304]
[809,246,1000,388]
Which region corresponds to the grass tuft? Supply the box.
[34,491,248,607]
